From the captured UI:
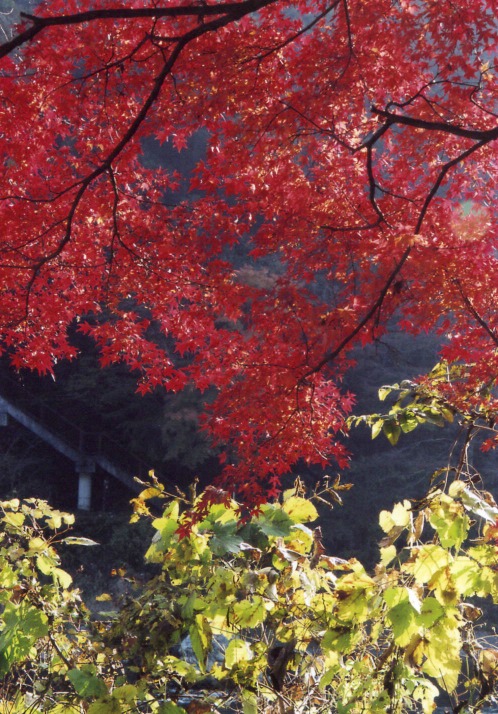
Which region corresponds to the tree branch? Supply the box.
[453,279,498,348]
[306,133,496,378]
[302,244,412,379]
[371,106,498,142]
[0,0,280,59]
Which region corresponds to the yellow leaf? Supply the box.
[405,544,451,585]
[282,496,318,523]
[225,638,253,668]
[379,510,395,533]
[380,545,397,566]
[421,621,461,692]
[391,501,411,527]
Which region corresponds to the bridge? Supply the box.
[0,375,156,510]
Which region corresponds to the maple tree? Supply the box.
[0,0,496,501]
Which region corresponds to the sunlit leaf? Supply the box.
[406,545,451,585]
[282,496,319,523]
[62,537,99,547]
[232,597,266,628]
[225,638,253,668]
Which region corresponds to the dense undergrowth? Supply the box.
[2,369,498,713]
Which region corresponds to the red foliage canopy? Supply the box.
[0,0,496,500]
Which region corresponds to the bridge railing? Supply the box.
[0,371,155,483]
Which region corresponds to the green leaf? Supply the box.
[112,685,138,703]
[466,545,498,566]
[161,656,199,681]
[151,516,179,547]
[210,522,244,555]
[429,508,469,549]
[0,602,49,674]
[379,501,410,533]
[158,702,188,714]
[0,564,16,589]
[382,419,401,445]
[288,522,314,551]
[162,500,180,519]
[322,628,358,654]
[379,510,395,533]
[335,584,373,622]
[441,406,454,422]
[411,680,440,714]
[450,556,482,596]
[189,615,211,673]
[202,502,238,526]
[387,600,419,646]
[241,690,258,714]
[383,586,406,609]
[67,669,108,698]
[181,593,207,619]
[28,537,46,553]
[417,597,444,628]
[380,544,397,566]
[45,510,64,530]
[95,593,113,602]
[255,506,293,537]
[36,552,57,576]
[3,511,24,528]
[138,486,164,501]
[421,621,461,692]
[392,501,411,527]
[384,588,421,646]
[146,514,180,562]
[88,699,121,714]
[423,408,445,427]
[2,498,20,508]
[398,412,419,434]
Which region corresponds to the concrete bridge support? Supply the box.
[0,394,138,509]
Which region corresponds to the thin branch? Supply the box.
[321,218,382,233]
[278,99,355,152]
[453,279,498,347]
[342,0,354,56]
[414,139,489,232]
[301,244,412,379]
[244,1,340,63]
[363,123,392,223]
